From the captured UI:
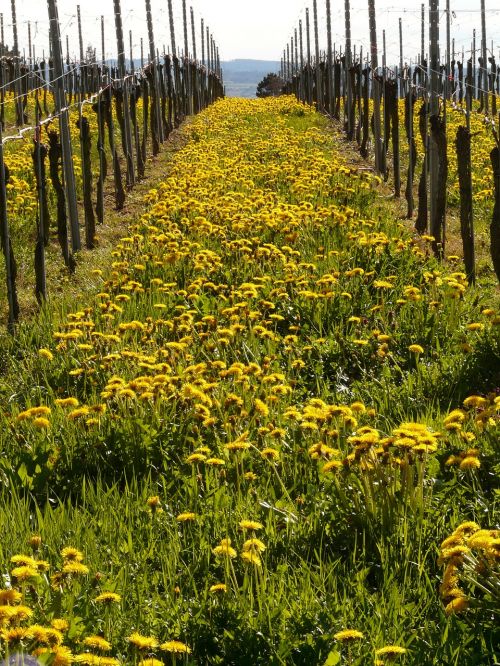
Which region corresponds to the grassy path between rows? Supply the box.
[0,97,498,666]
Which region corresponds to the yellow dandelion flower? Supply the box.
[375,645,407,658]
[186,453,207,463]
[0,589,22,605]
[467,530,496,549]
[0,626,34,643]
[408,344,424,354]
[84,636,112,651]
[176,512,196,522]
[9,605,34,621]
[440,535,463,550]
[254,399,269,416]
[39,348,54,361]
[445,596,469,615]
[212,539,237,558]
[463,395,489,409]
[29,625,64,646]
[439,545,470,566]
[261,447,280,461]
[68,407,90,420]
[29,535,42,550]
[242,538,266,553]
[48,646,74,665]
[33,417,51,429]
[0,605,17,624]
[160,640,191,654]
[51,618,69,632]
[225,429,252,451]
[209,583,227,593]
[322,460,343,473]
[239,520,263,531]
[137,660,163,666]
[63,562,90,576]
[146,496,161,509]
[205,457,225,466]
[10,554,37,567]
[241,551,262,567]
[333,629,364,642]
[94,592,121,604]
[454,521,481,537]
[35,560,50,573]
[61,547,84,562]
[10,566,39,582]
[75,655,120,665]
[127,632,159,650]
[55,397,80,408]
[459,456,480,470]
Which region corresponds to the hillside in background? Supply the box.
[222,59,280,98]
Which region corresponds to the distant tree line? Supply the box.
[256,73,284,98]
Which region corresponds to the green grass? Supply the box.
[0,96,498,665]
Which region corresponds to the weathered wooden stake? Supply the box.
[77,5,84,61]
[399,18,404,97]
[114,0,135,187]
[145,0,163,144]
[480,0,488,113]
[33,102,47,303]
[299,19,304,102]
[491,145,500,284]
[101,16,105,65]
[456,126,475,283]
[345,0,354,138]
[130,30,134,73]
[182,0,192,115]
[429,0,444,256]
[313,0,322,110]
[0,122,20,328]
[47,0,81,251]
[305,8,312,105]
[368,0,383,174]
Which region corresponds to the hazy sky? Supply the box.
[3,0,500,65]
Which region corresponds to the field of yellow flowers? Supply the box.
[0,96,498,665]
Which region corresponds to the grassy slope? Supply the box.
[0,97,498,666]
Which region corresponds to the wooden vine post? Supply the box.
[299,19,305,103]
[201,18,206,108]
[183,0,192,116]
[456,126,475,283]
[33,102,47,303]
[368,0,383,174]
[490,139,500,284]
[47,0,81,252]
[399,18,404,98]
[344,0,354,139]
[77,113,96,249]
[191,7,198,113]
[168,0,182,124]
[145,0,163,149]
[32,102,50,249]
[313,0,322,111]
[325,1,333,115]
[480,0,488,113]
[429,0,446,257]
[77,5,86,96]
[11,0,24,126]
[113,0,135,187]
[305,8,312,106]
[0,125,20,329]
